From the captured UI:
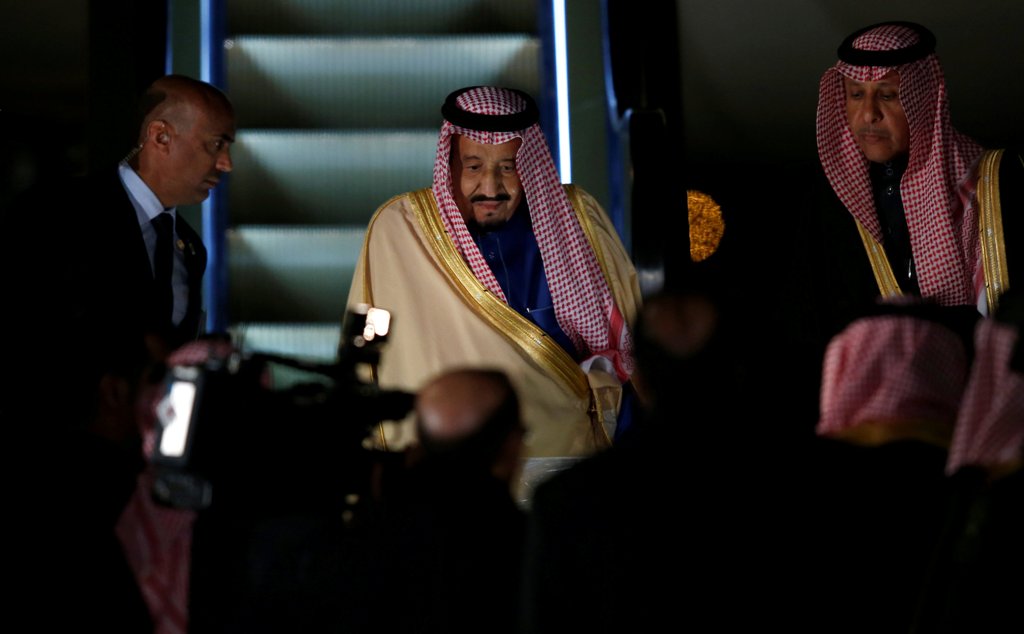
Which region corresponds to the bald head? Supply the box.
[417,369,517,441]
[132,75,236,208]
[414,369,523,479]
[136,75,234,144]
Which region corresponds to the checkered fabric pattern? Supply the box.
[432,86,633,381]
[817,314,968,438]
[115,338,236,634]
[947,319,1024,474]
[116,472,194,634]
[816,23,984,305]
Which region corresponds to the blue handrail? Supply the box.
[599,0,630,249]
[199,0,230,335]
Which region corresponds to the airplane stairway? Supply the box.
[220,0,542,371]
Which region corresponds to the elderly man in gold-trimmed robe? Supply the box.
[346,86,642,468]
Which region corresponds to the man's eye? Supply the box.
[501,164,516,173]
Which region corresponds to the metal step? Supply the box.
[226,35,541,129]
[219,0,543,347]
[231,321,341,361]
[227,0,536,35]
[227,225,366,323]
[228,321,343,389]
[229,129,437,225]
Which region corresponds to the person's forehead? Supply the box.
[457,135,521,159]
[194,105,236,137]
[843,70,901,88]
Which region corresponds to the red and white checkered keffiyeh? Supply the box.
[947,319,1024,474]
[817,313,968,438]
[432,86,633,381]
[816,23,985,306]
[115,338,236,634]
[116,472,194,634]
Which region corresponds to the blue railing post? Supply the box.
[200,0,229,335]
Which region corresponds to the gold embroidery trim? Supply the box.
[563,184,627,447]
[855,219,902,297]
[407,188,590,399]
[978,148,1008,314]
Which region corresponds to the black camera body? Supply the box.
[150,304,414,512]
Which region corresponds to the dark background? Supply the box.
[5,1,1022,199]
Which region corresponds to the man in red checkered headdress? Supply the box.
[816,21,1023,316]
[815,24,1024,549]
[347,86,642,470]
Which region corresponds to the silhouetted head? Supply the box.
[414,368,524,485]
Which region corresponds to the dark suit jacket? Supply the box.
[85,167,207,348]
[1,166,207,425]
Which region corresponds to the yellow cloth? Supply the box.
[347,185,642,459]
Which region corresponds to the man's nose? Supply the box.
[479,167,502,195]
[217,149,233,173]
[858,99,882,124]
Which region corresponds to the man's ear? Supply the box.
[147,120,172,151]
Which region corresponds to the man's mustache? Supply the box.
[855,127,891,138]
[470,193,511,203]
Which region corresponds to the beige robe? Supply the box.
[346,185,642,459]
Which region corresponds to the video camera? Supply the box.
[149,304,414,512]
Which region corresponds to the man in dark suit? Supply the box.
[2,74,234,426]
[99,73,234,349]
[7,75,234,629]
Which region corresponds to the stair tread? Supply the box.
[226,35,540,129]
[230,321,341,360]
[229,129,436,225]
[227,227,363,323]
[228,0,535,36]
[218,0,540,329]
